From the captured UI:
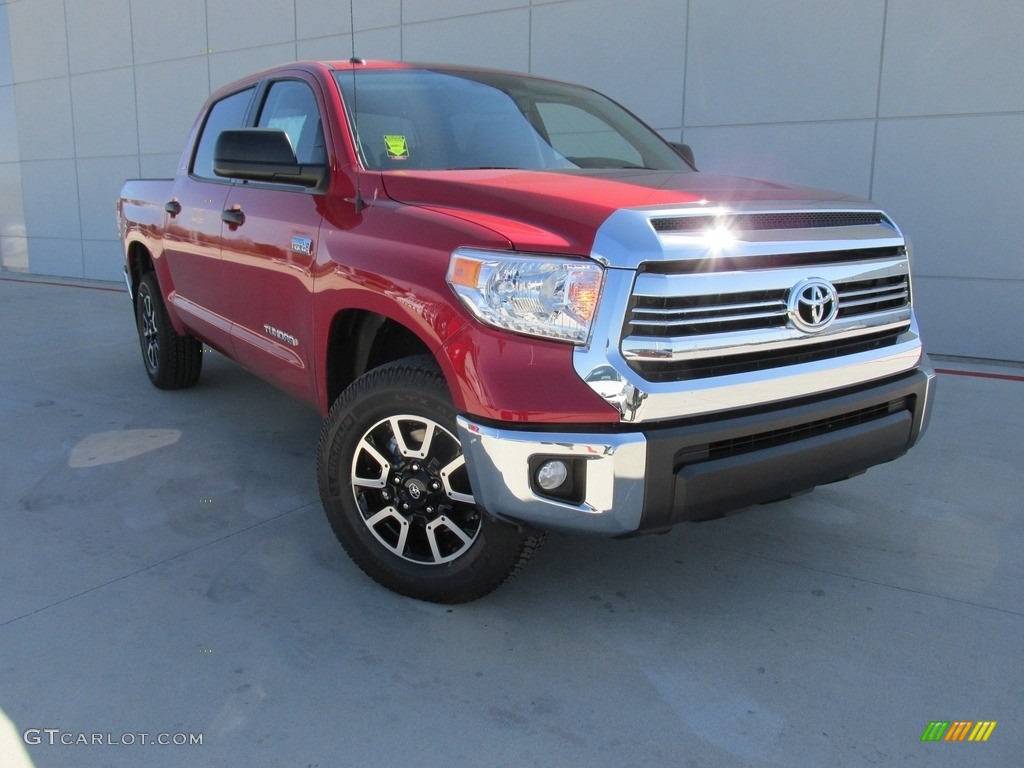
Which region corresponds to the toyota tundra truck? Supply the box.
[118,60,934,603]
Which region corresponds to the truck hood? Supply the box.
[379,169,864,255]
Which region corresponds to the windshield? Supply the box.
[334,68,691,173]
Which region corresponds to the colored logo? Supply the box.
[384,135,409,160]
[920,721,997,742]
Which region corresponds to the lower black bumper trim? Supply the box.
[638,368,932,528]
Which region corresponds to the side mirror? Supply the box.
[670,141,697,169]
[214,129,327,188]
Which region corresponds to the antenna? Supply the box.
[349,0,365,213]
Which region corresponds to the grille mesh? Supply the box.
[640,246,905,275]
[650,211,889,233]
[677,397,912,466]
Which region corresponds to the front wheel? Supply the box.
[316,357,545,603]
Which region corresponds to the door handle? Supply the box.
[164,200,181,216]
[221,208,245,226]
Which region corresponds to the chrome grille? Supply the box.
[620,236,914,383]
[836,276,909,316]
[628,274,910,338]
[629,291,784,336]
[575,202,923,422]
[634,330,904,383]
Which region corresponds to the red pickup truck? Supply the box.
[119,60,934,602]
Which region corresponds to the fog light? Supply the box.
[535,460,569,491]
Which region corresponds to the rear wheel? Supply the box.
[135,272,202,389]
[316,357,545,603]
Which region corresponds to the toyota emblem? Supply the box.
[788,278,839,333]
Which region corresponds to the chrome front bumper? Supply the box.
[458,363,935,536]
[456,417,648,535]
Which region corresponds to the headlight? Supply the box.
[447,248,604,345]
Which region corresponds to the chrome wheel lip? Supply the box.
[351,413,481,565]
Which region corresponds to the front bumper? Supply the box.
[458,362,935,535]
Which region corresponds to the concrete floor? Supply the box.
[1,275,1021,767]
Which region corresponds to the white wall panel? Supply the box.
[0,235,29,272]
[14,78,74,161]
[914,277,1024,361]
[0,85,19,163]
[531,0,686,130]
[76,156,141,241]
[134,58,209,155]
[130,0,209,65]
[0,8,15,262]
[403,10,530,72]
[26,237,84,278]
[83,239,125,281]
[403,0,527,24]
[685,0,885,125]
[20,159,81,240]
[139,153,182,179]
[0,161,26,238]
[0,159,27,274]
[880,0,1024,117]
[207,0,296,53]
[7,0,68,82]
[296,0,401,39]
[0,4,13,86]
[872,114,1024,281]
[297,28,403,62]
[72,69,140,158]
[685,121,876,199]
[208,44,297,93]
[67,0,133,74]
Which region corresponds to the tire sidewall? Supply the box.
[318,362,525,601]
[134,272,202,390]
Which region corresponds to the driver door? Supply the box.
[219,77,327,402]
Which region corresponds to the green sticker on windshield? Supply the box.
[384,135,409,160]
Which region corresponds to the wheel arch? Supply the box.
[324,308,437,410]
[126,240,155,301]
[125,239,189,336]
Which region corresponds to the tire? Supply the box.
[316,356,545,603]
[135,272,202,389]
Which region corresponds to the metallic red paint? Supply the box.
[119,60,851,425]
